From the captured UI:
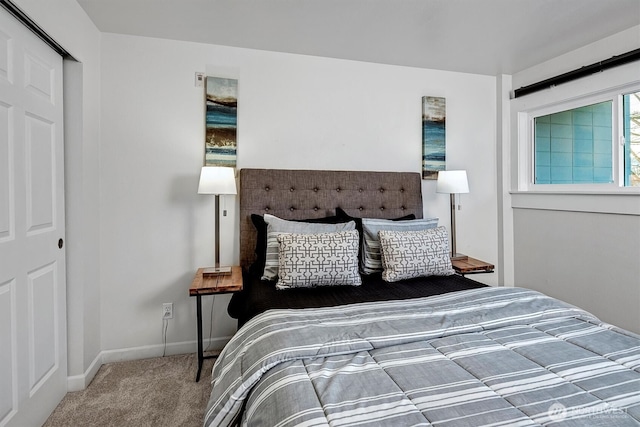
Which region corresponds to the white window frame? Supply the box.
[517,82,640,193]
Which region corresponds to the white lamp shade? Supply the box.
[436,170,469,194]
[197,166,237,195]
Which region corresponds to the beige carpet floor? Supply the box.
[44,353,217,427]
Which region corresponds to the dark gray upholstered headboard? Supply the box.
[239,168,423,268]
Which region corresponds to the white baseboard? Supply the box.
[101,336,231,364]
[66,336,232,391]
[67,352,102,392]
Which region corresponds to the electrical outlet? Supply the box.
[162,303,173,319]
[195,72,204,87]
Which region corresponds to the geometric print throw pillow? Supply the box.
[379,226,454,282]
[262,214,356,281]
[276,230,362,290]
[361,217,439,275]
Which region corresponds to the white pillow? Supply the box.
[361,217,439,275]
[276,230,362,290]
[262,214,356,281]
[379,226,454,282]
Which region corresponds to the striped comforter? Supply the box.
[204,287,640,426]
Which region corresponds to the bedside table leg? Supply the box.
[196,294,203,382]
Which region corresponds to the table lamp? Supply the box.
[197,166,237,275]
[436,170,469,260]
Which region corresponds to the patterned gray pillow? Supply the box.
[379,226,454,282]
[276,230,362,290]
[361,217,439,275]
[262,214,356,281]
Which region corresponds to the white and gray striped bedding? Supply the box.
[204,287,640,426]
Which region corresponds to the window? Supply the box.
[534,101,612,184]
[623,92,640,186]
[530,89,640,188]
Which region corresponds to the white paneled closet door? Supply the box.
[0,6,67,427]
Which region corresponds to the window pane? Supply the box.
[534,101,612,184]
[623,91,640,187]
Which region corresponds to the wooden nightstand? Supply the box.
[189,266,243,382]
[451,257,494,276]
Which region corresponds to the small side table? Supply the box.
[189,266,243,382]
[451,257,494,276]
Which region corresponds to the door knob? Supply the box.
[58,238,64,249]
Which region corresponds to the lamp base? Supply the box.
[451,253,468,261]
[203,266,232,277]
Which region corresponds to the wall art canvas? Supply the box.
[205,76,237,166]
[422,96,446,180]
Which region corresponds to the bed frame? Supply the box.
[239,168,423,268]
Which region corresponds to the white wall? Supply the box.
[505,26,640,333]
[12,0,103,388]
[99,33,498,356]
[513,209,640,332]
[511,26,640,91]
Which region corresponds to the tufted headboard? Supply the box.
[239,168,423,268]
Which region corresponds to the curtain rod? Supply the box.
[513,48,640,98]
[0,0,73,59]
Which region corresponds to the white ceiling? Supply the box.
[76,0,640,76]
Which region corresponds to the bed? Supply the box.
[205,168,640,426]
